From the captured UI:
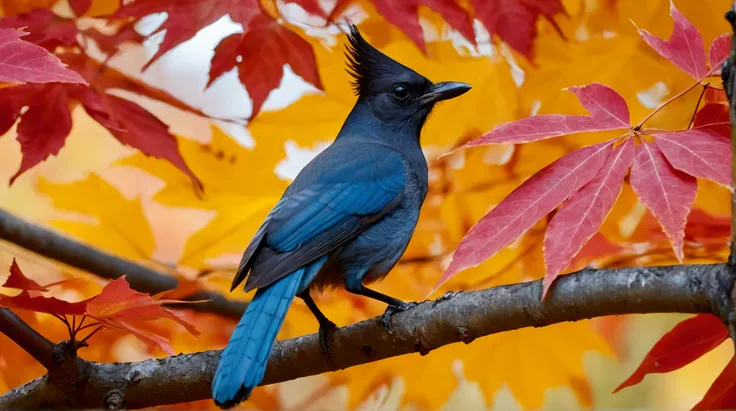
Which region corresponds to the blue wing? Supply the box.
[230,140,407,292]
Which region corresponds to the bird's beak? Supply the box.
[418,81,471,106]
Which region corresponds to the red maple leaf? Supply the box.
[0,28,85,84]
[440,64,732,290]
[85,276,200,354]
[693,102,729,138]
[3,259,48,292]
[0,9,78,51]
[0,291,90,316]
[459,83,632,147]
[208,14,323,118]
[330,0,476,52]
[693,356,736,410]
[615,314,728,392]
[0,260,90,315]
[542,138,634,295]
[1,261,200,353]
[113,0,264,70]
[629,141,697,262]
[651,128,731,189]
[469,0,566,60]
[438,140,613,286]
[636,3,728,80]
[709,33,731,76]
[0,54,202,189]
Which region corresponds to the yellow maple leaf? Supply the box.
[249,29,519,153]
[118,125,288,268]
[36,173,155,261]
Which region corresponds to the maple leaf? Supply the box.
[636,2,728,80]
[615,314,728,392]
[0,260,90,315]
[112,0,263,70]
[709,33,731,76]
[0,9,78,51]
[7,84,75,185]
[208,14,323,118]
[629,141,697,262]
[331,0,476,52]
[459,83,631,148]
[692,356,736,410]
[37,174,156,261]
[0,65,201,188]
[469,0,566,59]
[693,102,729,138]
[542,138,634,294]
[439,141,613,286]
[118,125,287,268]
[85,276,200,354]
[0,29,85,84]
[3,258,48,291]
[0,291,89,315]
[651,128,732,188]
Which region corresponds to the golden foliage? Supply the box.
[1,0,733,409]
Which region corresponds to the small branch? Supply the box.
[0,308,55,370]
[0,209,247,319]
[1,262,730,409]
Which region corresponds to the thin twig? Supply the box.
[80,325,106,344]
[688,84,710,129]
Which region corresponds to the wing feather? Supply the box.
[234,143,407,292]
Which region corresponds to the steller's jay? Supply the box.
[212,24,471,409]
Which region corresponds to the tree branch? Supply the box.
[1,262,730,409]
[0,308,55,370]
[722,3,736,347]
[0,208,246,319]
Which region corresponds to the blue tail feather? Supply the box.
[212,267,305,408]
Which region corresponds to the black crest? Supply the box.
[344,24,418,97]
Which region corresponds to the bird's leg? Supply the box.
[298,291,337,358]
[343,282,417,332]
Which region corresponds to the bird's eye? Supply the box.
[392,84,409,100]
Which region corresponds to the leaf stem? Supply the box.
[688,84,710,129]
[80,325,106,344]
[635,78,705,129]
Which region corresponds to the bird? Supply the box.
[211,24,471,409]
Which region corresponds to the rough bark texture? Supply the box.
[722,3,736,347]
[0,209,247,319]
[1,263,730,409]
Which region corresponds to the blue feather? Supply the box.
[212,268,304,408]
[213,257,327,408]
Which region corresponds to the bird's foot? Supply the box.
[319,320,338,359]
[380,301,418,332]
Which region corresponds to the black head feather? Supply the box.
[344,25,424,97]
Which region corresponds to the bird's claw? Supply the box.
[319,320,338,360]
[381,301,418,332]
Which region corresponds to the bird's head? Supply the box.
[344,25,471,134]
